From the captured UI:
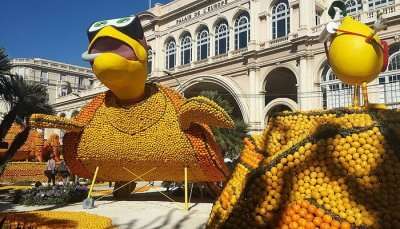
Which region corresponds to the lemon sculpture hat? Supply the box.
[29,15,235,186]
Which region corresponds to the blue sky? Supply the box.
[0,0,171,67]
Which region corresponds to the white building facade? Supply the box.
[9,58,95,107]
[6,58,95,139]
[53,0,400,132]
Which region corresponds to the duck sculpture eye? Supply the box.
[88,20,108,33]
[117,18,130,24]
[110,16,135,28]
[94,21,107,27]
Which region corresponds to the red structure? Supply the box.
[0,123,60,162]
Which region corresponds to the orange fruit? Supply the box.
[293,204,301,213]
[298,208,308,217]
[340,222,351,229]
[320,222,331,229]
[323,215,332,223]
[304,221,316,229]
[307,205,317,214]
[292,214,301,222]
[315,208,325,217]
[313,217,322,226]
[289,221,299,229]
[331,220,341,228]
[305,213,314,221]
[298,218,307,226]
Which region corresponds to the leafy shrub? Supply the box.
[15,184,88,205]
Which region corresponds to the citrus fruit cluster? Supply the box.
[30,113,84,132]
[208,137,264,227]
[208,109,400,229]
[0,211,115,228]
[0,162,47,182]
[61,84,231,182]
[278,200,352,229]
[179,96,234,130]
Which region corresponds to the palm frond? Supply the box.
[0,48,11,75]
[0,75,53,118]
[199,90,249,161]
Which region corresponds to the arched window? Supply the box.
[181,34,192,65]
[272,0,290,39]
[234,12,250,50]
[197,28,210,61]
[320,64,353,109]
[165,39,176,70]
[377,48,400,107]
[368,0,394,10]
[345,0,362,14]
[148,48,153,74]
[215,21,229,55]
[388,51,400,72]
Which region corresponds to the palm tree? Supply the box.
[0,75,54,174]
[199,91,249,161]
[0,49,11,76]
[0,48,12,148]
[0,49,53,174]
[0,75,53,141]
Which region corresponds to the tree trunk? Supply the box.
[0,107,18,142]
[0,127,30,175]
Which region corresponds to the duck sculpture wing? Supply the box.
[29,93,106,132]
[29,114,84,132]
[178,96,235,130]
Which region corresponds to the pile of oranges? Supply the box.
[208,109,400,229]
[278,200,352,229]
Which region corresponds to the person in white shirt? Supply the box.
[45,154,56,186]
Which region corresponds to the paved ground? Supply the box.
[0,183,214,229]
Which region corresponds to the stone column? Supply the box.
[229,22,235,53]
[298,0,315,35]
[176,40,181,69]
[153,24,164,78]
[209,30,215,57]
[248,64,263,132]
[249,0,258,50]
[394,0,400,11]
[298,57,320,111]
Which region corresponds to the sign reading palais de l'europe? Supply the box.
[176,0,229,25]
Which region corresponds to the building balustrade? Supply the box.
[269,36,289,47]
[211,53,229,60]
[311,4,399,35]
[11,58,93,75]
[193,59,209,65]
[230,47,248,55]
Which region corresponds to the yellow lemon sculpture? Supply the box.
[328,16,385,85]
[29,15,234,190]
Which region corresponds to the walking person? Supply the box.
[44,154,56,186]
